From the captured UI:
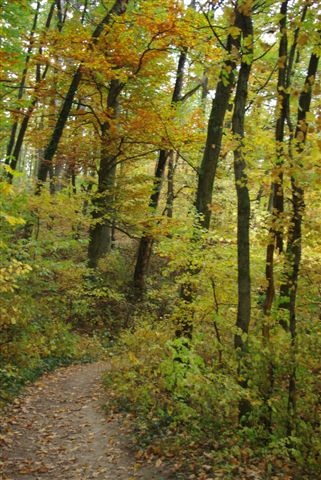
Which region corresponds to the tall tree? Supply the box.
[174,2,243,337]
[280,48,319,434]
[36,0,129,190]
[231,0,254,421]
[87,79,123,268]
[194,7,239,229]
[7,2,56,181]
[263,0,309,319]
[5,1,41,168]
[133,48,188,293]
[261,0,310,432]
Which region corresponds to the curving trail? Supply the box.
[0,362,171,480]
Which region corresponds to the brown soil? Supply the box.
[0,362,172,480]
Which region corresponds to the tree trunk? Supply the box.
[231,4,253,422]
[261,1,309,432]
[6,1,54,180]
[264,1,308,318]
[175,3,241,339]
[87,80,123,269]
[5,0,41,163]
[263,1,288,318]
[195,28,239,229]
[166,151,176,218]
[133,149,169,292]
[273,1,288,254]
[36,0,129,191]
[279,51,319,435]
[133,48,187,295]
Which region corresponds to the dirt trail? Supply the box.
[0,362,172,480]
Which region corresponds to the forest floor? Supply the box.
[0,362,174,480]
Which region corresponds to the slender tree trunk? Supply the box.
[175,4,241,339]
[133,49,187,295]
[201,71,209,109]
[87,80,123,269]
[7,2,56,180]
[71,170,77,194]
[5,123,18,167]
[81,0,89,24]
[5,0,41,161]
[260,1,289,429]
[166,151,177,218]
[261,2,309,432]
[231,5,253,421]
[9,81,53,179]
[36,0,129,191]
[264,1,308,318]
[82,169,96,215]
[273,1,288,254]
[263,0,288,316]
[133,149,169,291]
[279,51,319,435]
[195,27,239,229]
[5,1,51,178]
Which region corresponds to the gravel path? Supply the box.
[0,362,171,480]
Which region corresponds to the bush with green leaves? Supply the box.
[0,184,103,407]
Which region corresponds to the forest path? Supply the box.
[0,362,172,480]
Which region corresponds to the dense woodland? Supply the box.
[1,0,321,478]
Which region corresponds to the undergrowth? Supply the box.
[103,317,321,479]
[0,187,105,407]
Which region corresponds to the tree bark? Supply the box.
[261,1,309,432]
[36,0,129,191]
[195,28,238,229]
[87,80,123,269]
[263,1,308,318]
[261,7,289,424]
[231,4,253,421]
[279,51,319,435]
[166,151,176,219]
[5,1,50,178]
[263,1,288,313]
[272,0,288,254]
[175,3,242,338]
[133,49,188,295]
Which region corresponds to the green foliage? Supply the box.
[101,246,321,477]
[1,1,321,478]
[0,186,103,407]
[66,249,131,341]
[103,311,321,476]
[104,320,239,446]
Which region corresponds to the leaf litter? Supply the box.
[0,362,174,480]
